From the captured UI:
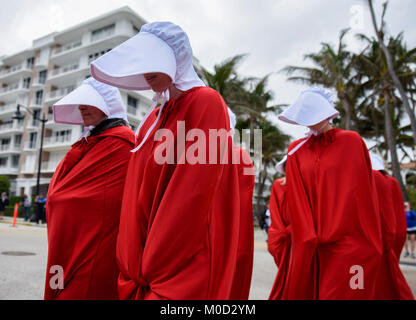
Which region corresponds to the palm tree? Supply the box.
[281,29,359,130]
[367,0,416,151]
[354,35,409,198]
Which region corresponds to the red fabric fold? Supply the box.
[268,178,291,300]
[44,126,135,300]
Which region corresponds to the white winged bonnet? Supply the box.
[53,77,127,126]
[90,21,205,152]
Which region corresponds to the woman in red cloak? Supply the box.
[370,153,414,299]
[90,22,252,299]
[44,78,135,299]
[268,156,291,300]
[277,88,383,300]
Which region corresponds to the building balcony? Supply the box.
[0,63,33,81]
[23,140,38,152]
[0,122,24,135]
[45,86,76,104]
[51,40,83,58]
[0,103,23,117]
[41,161,59,173]
[0,82,30,102]
[43,136,73,151]
[0,166,19,175]
[31,77,47,89]
[0,144,21,154]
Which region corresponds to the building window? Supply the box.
[88,48,112,64]
[0,157,7,167]
[91,24,115,42]
[14,135,22,147]
[11,155,19,168]
[26,57,35,69]
[29,132,37,148]
[127,95,138,115]
[38,70,47,84]
[23,77,31,89]
[35,90,43,105]
[32,110,41,127]
[54,130,71,143]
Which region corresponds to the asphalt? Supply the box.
[0,217,415,299]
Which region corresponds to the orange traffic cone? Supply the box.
[11,203,19,227]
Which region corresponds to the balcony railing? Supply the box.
[50,64,80,78]
[0,144,20,152]
[46,86,76,101]
[24,141,38,150]
[52,41,83,56]
[0,82,30,94]
[44,135,72,146]
[0,122,23,133]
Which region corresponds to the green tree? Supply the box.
[0,175,10,194]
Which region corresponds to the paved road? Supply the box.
[0,218,415,299]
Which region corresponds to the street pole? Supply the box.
[35,113,47,196]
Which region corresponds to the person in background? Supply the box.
[33,194,46,224]
[20,194,31,222]
[0,192,9,220]
[404,202,416,259]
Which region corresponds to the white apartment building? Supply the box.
[0,6,154,197]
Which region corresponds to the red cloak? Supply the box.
[373,170,414,300]
[283,128,383,300]
[267,178,291,300]
[385,175,407,260]
[44,126,135,300]
[116,86,250,300]
[229,146,255,299]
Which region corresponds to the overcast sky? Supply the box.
[0,0,415,140]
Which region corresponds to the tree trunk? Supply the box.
[383,90,409,200]
[368,0,416,152]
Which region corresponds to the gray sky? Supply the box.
[0,0,415,141]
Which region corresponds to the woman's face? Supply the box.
[308,119,329,132]
[144,72,173,93]
[78,105,107,126]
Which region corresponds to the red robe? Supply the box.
[44,126,135,300]
[385,175,407,260]
[283,128,383,300]
[116,86,250,300]
[229,146,255,299]
[268,178,291,300]
[373,170,414,300]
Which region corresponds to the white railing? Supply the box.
[32,77,47,86]
[0,144,20,152]
[50,64,79,77]
[0,64,23,76]
[0,122,23,133]
[46,86,76,101]
[52,41,82,56]
[0,82,30,94]
[0,103,18,114]
[44,135,72,146]
[41,161,59,171]
[24,141,38,150]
